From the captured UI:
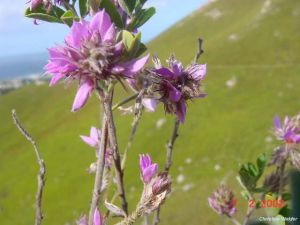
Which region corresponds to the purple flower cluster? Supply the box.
[45,10,149,111]
[139,154,158,183]
[273,115,300,144]
[208,184,237,217]
[139,55,206,122]
[271,114,300,170]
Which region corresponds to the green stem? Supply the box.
[112,93,139,111]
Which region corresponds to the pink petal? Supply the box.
[80,135,98,148]
[142,98,157,112]
[72,80,94,112]
[90,127,100,141]
[176,101,186,123]
[117,54,150,77]
[49,73,65,86]
[65,21,89,48]
[168,85,181,102]
[89,10,112,39]
[103,24,116,42]
[93,208,102,225]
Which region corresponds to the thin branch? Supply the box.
[242,206,255,225]
[112,93,139,111]
[230,217,241,225]
[164,119,180,172]
[193,37,204,64]
[12,109,46,225]
[88,113,109,225]
[152,118,180,225]
[121,105,144,170]
[103,90,128,215]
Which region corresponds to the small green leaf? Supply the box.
[100,0,124,28]
[122,30,135,52]
[257,153,267,177]
[79,0,88,18]
[118,0,137,15]
[61,10,79,26]
[25,6,65,23]
[248,163,258,177]
[135,42,147,57]
[129,7,155,29]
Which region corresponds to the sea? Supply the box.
[0,53,48,81]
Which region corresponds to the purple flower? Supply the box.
[80,126,112,166]
[44,10,149,111]
[139,154,158,183]
[93,208,103,225]
[76,208,102,225]
[139,55,206,122]
[80,126,100,148]
[29,0,42,10]
[151,172,171,196]
[208,184,237,217]
[273,115,300,144]
[28,0,53,12]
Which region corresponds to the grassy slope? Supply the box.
[1,0,300,224]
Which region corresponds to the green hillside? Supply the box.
[1,0,300,224]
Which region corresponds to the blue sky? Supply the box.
[0,0,204,58]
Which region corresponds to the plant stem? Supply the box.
[12,110,46,225]
[88,114,109,225]
[230,217,241,225]
[152,118,180,225]
[242,206,255,225]
[103,90,128,215]
[121,105,144,170]
[112,93,139,111]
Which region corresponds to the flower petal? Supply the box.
[90,127,100,141]
[65,21,89,48]
[176,101,186,123]
[273,115,281,130]
[154,68,175,79]
[117,54,150,77]
[186,64,207,81]
[103,24,116,42]
[80,135,98,148]
[72,80,94,112]
[89,10,112,39]
[168,85,181,102]
[93,208,102,225]
[142,98,157,112]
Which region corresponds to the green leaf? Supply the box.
[100,0,124,28]
[122,30,135,52]
[256,153,267,177]
[25,6,65,23]
[248,163,258,177]
[135,42,147,57]
[61,10,79,26]
[118,0,137,15]
[79,0,88,18]
[278,204,291,217]
[129,7,155,29]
